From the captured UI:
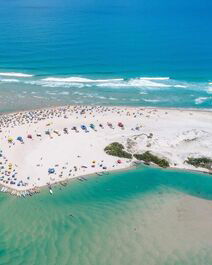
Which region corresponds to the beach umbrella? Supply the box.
[117,160,122,164]
[27,134,32,139]
[48,168,55,174]
[8,137,13,143]
[17,136,23,142]
[90,124,95,129]
[118,122,124,128]
[63,128,68,133]
[81,125,87,130]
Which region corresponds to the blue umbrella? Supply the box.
[48,168,55,174]
[17,136,23,142]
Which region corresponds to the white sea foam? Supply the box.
[19,75,210,97]
[174,85,187,88]
[139,77,170,80]
[0,78,20,83]
[46,91,57,95]
[42,77,123,83]
[28,76,172,89]
[96,78,170,88]
[59,91,70,95]
[0,72,33,77]
[208,83,212,94]
[195,97,209,104]
[33,95,45,99]
[143,99,161,103]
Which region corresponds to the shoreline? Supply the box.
[0,162,211,198]
[0,104,211,197]
[1,103,212,117]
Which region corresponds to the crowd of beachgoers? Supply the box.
[0,105,144,196]
[0,105,211,197]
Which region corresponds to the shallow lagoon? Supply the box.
[0,166,212,265]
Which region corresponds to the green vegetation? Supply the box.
[186,157,212,170]
[134,151,169,168]
[104,142,132,159]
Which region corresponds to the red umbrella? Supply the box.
[118,122,124,128]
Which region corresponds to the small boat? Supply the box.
[96,172,103,176]
[49,188,53,195]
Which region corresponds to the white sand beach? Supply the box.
[0,105,211,196]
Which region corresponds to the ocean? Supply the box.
[0,166,212,265]
[0,0,211,112]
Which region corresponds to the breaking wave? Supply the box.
[0,73,211,101]
[24,76,175,89]
[21,76,210,93]
[195,97,212,105]
[0,78,20,83]
[0,72,33,77]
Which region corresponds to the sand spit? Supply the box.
[0,105,211,197]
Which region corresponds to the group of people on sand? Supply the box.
[0,104,146,129]
[0,105,145,195]
[0,149,28,188]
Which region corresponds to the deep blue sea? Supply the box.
[0,0,211,111]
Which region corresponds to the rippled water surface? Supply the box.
[0,167,212,265]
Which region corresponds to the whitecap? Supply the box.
[0,78,20,83]
[174,85,187,88]
[0,72,33,77]
[42,77,123,83]
[33,95,45,99]
[143,99,161,103]
[139,77,170,80]
[46,91,57,95]
[195,97,208,104]
[59,91,69,95]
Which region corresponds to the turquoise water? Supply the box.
[0,0,211,111]
[0,166,212,265]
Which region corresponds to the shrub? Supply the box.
[186,157,212,170]
[134,151,169,168]
[104,142,132,159]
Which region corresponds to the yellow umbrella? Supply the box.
[8,137,13,142]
